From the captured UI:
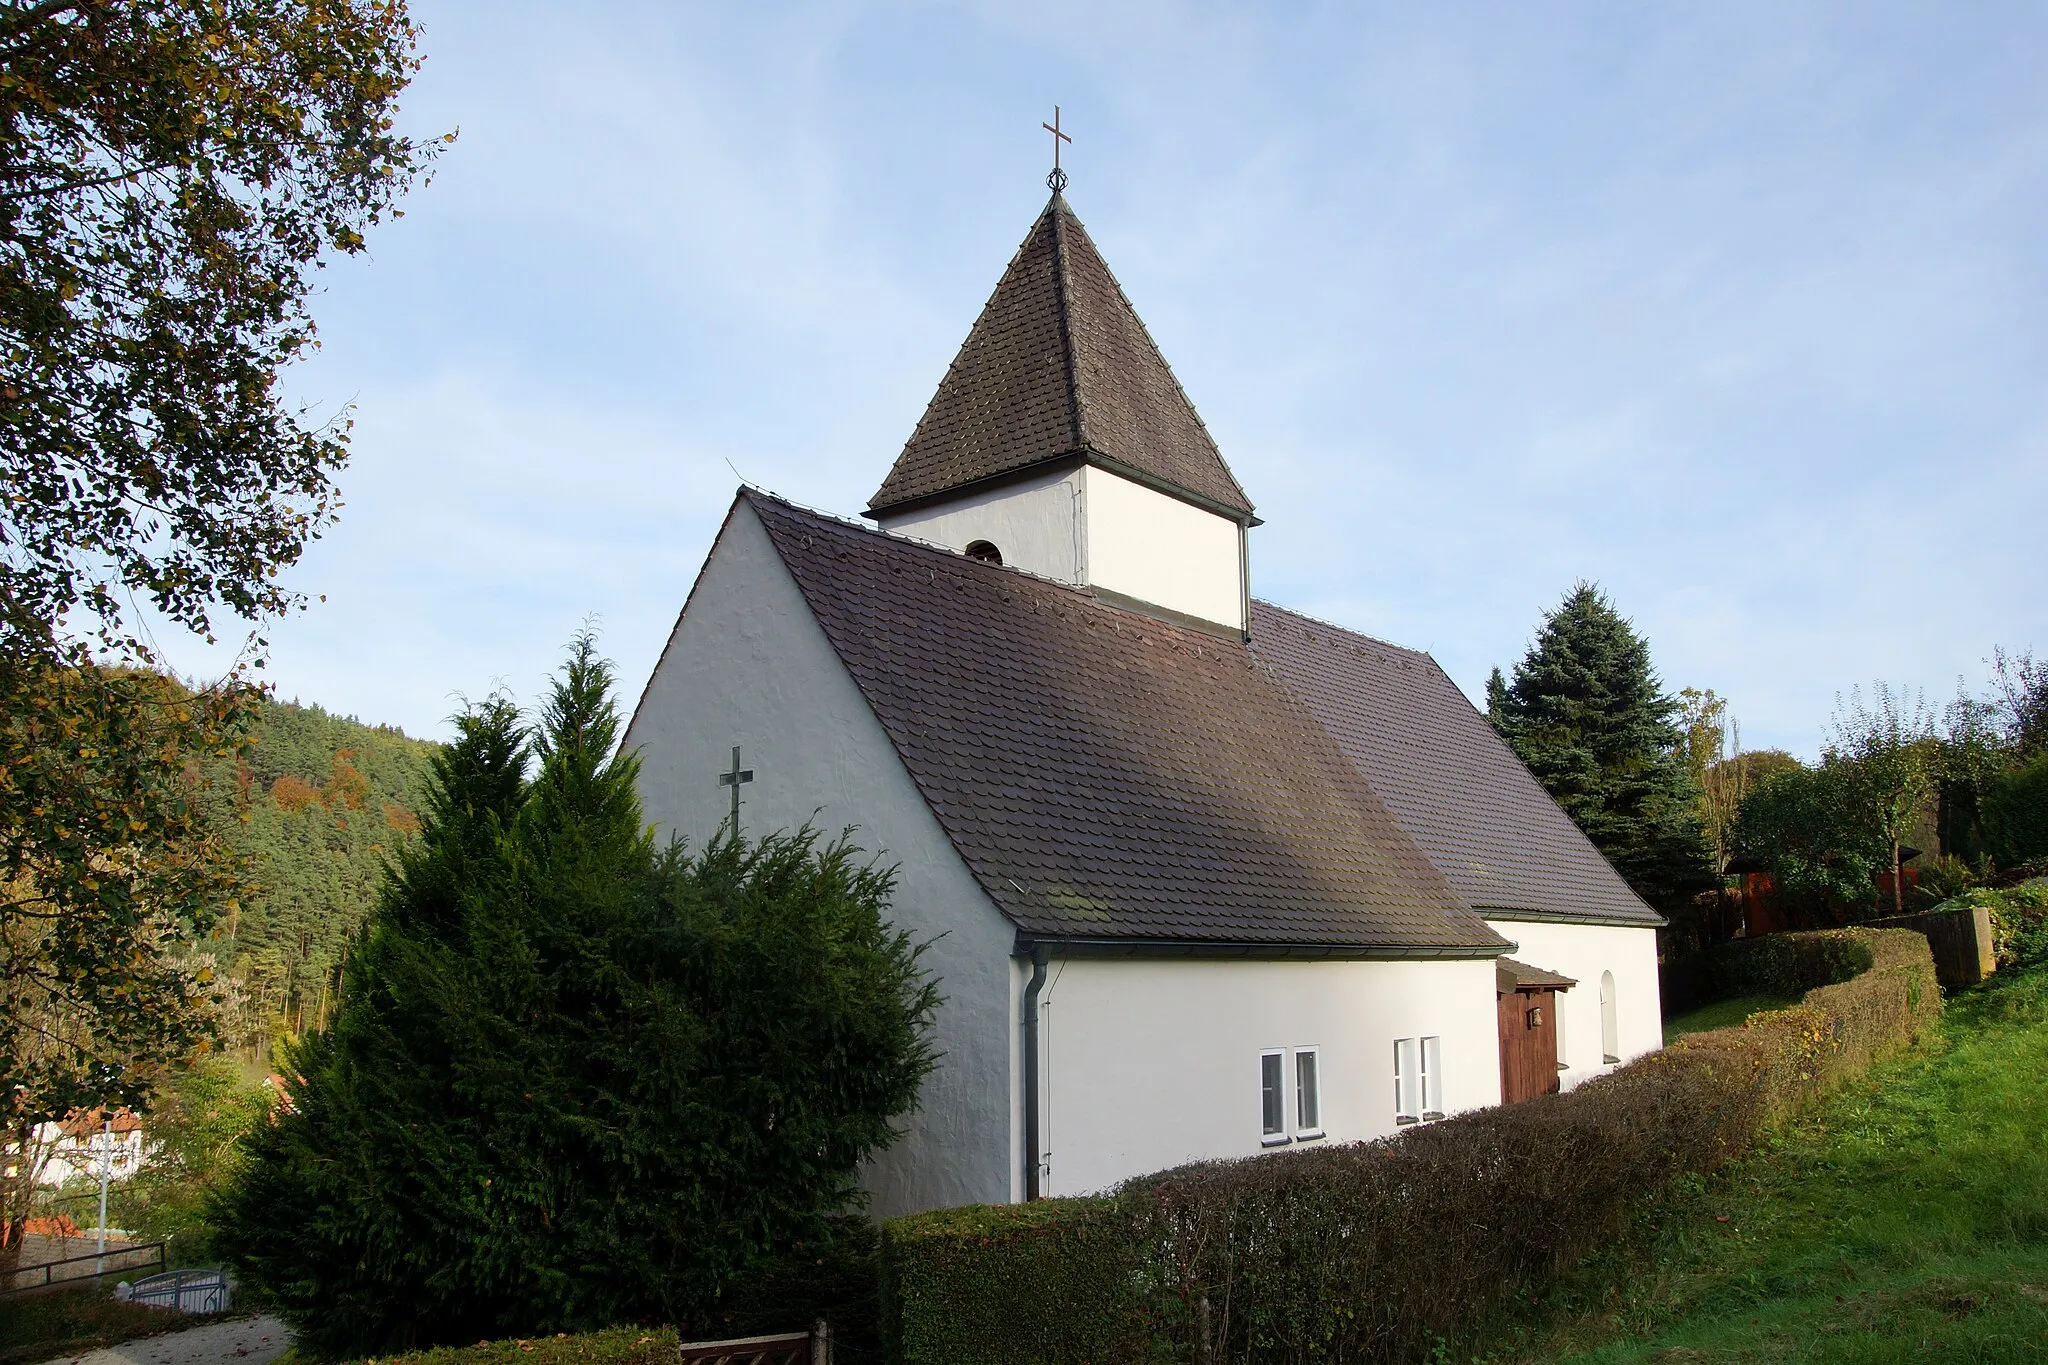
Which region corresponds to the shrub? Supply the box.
[882,929,1940,1365]
[1985,752,2048,869]
[101,1057,269,1262]
[881,1200,1154,1364]
[210,639,938,1357]
[698,1216,882,1356]
[1936,882,2048,970]
[1730,762,1889,923]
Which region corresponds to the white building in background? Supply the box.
[624,191,1664,1218]
[32,1110,146,1187]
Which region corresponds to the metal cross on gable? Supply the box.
[1042,106,1072,192]
[717,745,753,833]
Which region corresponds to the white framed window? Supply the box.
[1261,1050,1288,1145]
[1394,1037,1420,1124]
[1294,1047,1323,1139]
[1396,1037,1444,1124]
[1261,1047,1325,1145]
[1600,971,1620,1064]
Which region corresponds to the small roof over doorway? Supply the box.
[1496,958,1577,994]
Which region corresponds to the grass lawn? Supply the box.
[350,1327,683,1365]
[1662,994,1802,1047]
[1518,968,2048,1363]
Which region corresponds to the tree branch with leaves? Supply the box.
[0,0,438,1256]
[1826,684,1937,917]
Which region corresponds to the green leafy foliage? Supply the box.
[882,1201,1156,1364]
[1983,750,2048,870]
[92,1057,269,1261]
[0,0,439,654]
[0,665,254,1247]
[1489,583,1716,913]
[1825,685,1937,917]
[1932,881,2048,971]
[0,0,436,1261]
[1731,760,1890,924]
[209,639,938,1357]
[882,931,1938,1365]
[1733,654,2048,923]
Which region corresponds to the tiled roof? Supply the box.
[1249,602,1663,927]
[1497,957,1578,993]
[867,195,1255,520]
[749,493,1501,953]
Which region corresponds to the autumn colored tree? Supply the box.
[0,0,438,1256]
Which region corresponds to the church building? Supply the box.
[623,189,1664,1218]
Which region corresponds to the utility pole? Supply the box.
[94,1115,111,1275]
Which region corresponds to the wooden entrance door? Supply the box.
[1497,987,1561,1105]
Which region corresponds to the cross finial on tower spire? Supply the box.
[1042,106,1071,193]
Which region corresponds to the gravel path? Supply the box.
[35,1314,292,1365]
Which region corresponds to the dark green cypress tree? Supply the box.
[208,692,530,1349]
[1490,583,1716,912]
[213,638,937,1355]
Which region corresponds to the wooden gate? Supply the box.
[1496,957,1576,1106]
[677,1321,830,1364]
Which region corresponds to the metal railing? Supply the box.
[0,1239,166,1297]
[122,1267,230,1314]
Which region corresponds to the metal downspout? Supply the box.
[1021,942,1052,1200]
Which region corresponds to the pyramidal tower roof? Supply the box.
[867,194,1255,521]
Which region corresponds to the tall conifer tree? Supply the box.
[213,639,936,1353]
[1489,584,1716,913]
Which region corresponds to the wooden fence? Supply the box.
[677,1321,831,1364]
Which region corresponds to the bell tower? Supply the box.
[865,193,1256,637]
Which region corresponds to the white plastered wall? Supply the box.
[1082,466,1245,632]
[875,464,1247,633]
[875,466,1084,584]
[623,501,1019,1217]
[1483,920,1663,1089]
[1032,955,1499,1197]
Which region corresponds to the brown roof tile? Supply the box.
[867,195,1255,520]
[749,493,1501,952]
[1245,605,1662,929]
[1496,957,1578,993]
[1248,602,1662,927]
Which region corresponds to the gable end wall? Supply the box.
[623,501,1020,1216]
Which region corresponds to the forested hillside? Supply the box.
[195,696,440,1050]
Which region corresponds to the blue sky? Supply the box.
[173,2,2046,758]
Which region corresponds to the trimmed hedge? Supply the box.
[880,1198,1157,1364]
[882,929,1940,1364]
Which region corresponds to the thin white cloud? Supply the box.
[212,0,2044,757]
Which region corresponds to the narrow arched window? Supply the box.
[1599,970,1619,1065]
[964,540,1002,564]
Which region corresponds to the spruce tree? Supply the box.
[1490,583,1716,913]
[212,639,937,1354]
